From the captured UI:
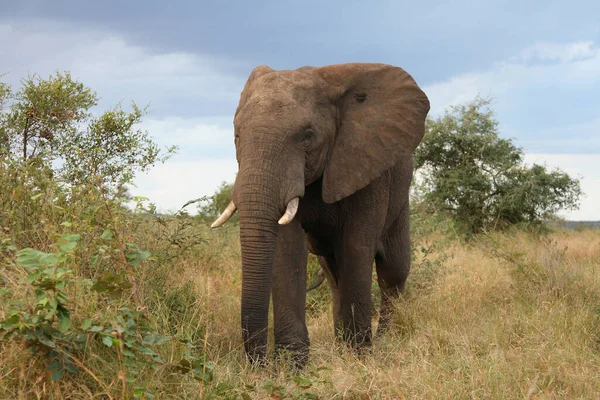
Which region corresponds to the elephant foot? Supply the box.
[335,325,373,357]
[274,343,310,370]
[244,340,269,366]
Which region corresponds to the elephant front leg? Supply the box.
[272,220,310,368]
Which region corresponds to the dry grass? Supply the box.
[2,225,600,399]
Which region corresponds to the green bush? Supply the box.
[414,96,581,235]
[0,72,211,398]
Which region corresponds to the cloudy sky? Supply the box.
[1,1,599,220]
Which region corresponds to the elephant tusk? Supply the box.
[211,201,237,228]
[278,197,299,225]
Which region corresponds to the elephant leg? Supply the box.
[314,254,343,335]
[334,237,376,349]
[272,219,309,367]
[375,203,411,335]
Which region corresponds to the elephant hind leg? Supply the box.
[375,204,411,335]
[318,254,371,347]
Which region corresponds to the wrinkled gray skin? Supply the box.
[216,63,430,367]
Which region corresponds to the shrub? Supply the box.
[414,96,581,235]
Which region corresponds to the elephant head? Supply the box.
[212,63,430,362]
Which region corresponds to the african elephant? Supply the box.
[211,63,430,367]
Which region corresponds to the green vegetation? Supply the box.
[413,96,581,235]
[2,72,598,399]
[196,181,237,225]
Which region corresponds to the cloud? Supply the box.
[139,116,235,156]
[423,40,600,116]
[518,118,600,153]
[130,159,238,214]
[517,41,597,63]
[0,19,245,116]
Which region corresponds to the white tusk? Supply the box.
[278,197,299,225]
[211,201,237,228]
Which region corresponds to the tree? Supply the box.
[0,71,176,191]
[413,96,581,234]
[0,79,13,154]
[197,181,237,224]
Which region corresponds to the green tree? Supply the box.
[197,181,237,224]
[0,71,176,190]
[413,96,581,234]
[0,79,13,154]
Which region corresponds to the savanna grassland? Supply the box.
[2,203,599,399]
[1,73,598,399]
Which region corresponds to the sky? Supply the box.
[1,1,599,220]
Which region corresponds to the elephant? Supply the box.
[211,62,430,367]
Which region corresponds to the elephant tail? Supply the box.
[306,267,326,292]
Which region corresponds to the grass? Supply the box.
[2,219,600,399]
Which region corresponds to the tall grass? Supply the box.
[1,165,599,398]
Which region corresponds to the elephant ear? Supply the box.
[314,63,430,203]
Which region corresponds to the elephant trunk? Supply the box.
[239,210,278,362]
[234,166,282,362]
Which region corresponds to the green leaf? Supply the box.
[81,319,92,330]
[48,296,58,310]
[64,362,78,374]
[121,348,135,358]
[139,346,156,356]
[16,248,48,268]
[1,314,20,328]
[47,360,62,372]
[102,335,113,347]
[108,287,124,300]
[39,253,59,267]
[100,229,114,241]
[38,336,56,348]
[152,355,164,364]
[91,281,108,293]
[120,281,133,290]
[58,234,80,253]
[51,368,65,381]
[58,315,72,333]
[26,271,41,281]
[126,318,136,329]
[89,325,104,332]
[293,376,314,389]
[125,247,151,266]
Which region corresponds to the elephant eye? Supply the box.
[301,129,314,148]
